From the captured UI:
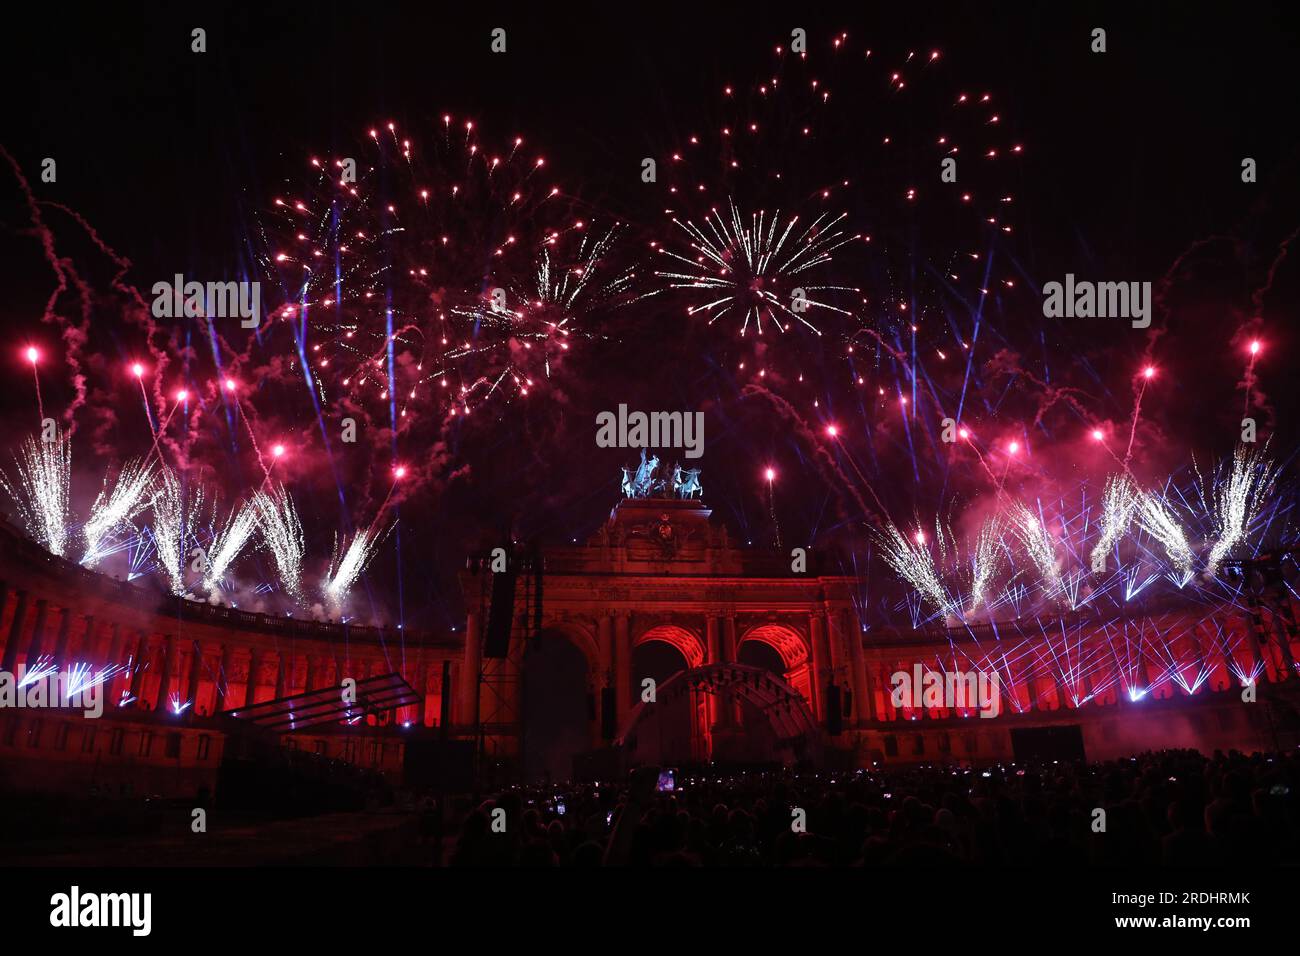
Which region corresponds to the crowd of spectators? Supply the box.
[448,749,1300,866]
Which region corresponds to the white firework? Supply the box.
[1206,445,1276,576]
[0,429,72,557]
[201,498,260,592]
[968,517,1003,614]
[1136,491,1195,578]
[151,467,206,596]
[253,484,305,603]
[82,457,155,567]
[322,525,386,610]
[1011,503,1065,597]
[876,521,956,617]
[1089,475,1137,574]
[447,225,633,400]
[654,199,859,335]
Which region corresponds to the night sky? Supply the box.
[3,1,1299,631]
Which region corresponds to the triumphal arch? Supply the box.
[458,471,865,773]
[457,461,1294,779]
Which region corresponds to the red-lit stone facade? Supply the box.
[0,519,461,796]
[2,496,1297,797]
[461,498,1300,767]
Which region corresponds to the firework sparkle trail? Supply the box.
[322,524,387,612]
[81,457,154,568]
[1206,444,1277,577]
[1,429,72,558]
[151,466,206,596]
[253,483,305,604]
[1089,475,1138,575]
[201,498,260,593]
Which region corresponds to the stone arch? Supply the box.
[739,622,814,714]
[538,617,600,674]
[739,623,810,670]
[635,622,707,668]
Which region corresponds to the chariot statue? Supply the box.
[621,450,702,500]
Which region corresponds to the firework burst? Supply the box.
[322,524,388,611]
[258,116,598,419]
[875,520,955,617]
[81,457,154,567]
[1089,475,1137,574]
[1206,445,1277,576]
[151,466,207,596]
[0,429,72,557]
[201,498,260,592]
[1011,503,1065,598]
[654,199,859,336]
[967,516,1003,614]
[447,223,635,403]
[1135,491,1196,580]
[253,484,305,603]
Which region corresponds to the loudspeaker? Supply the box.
[842,687,853,717]
[825,683,843,736]
[600,687,616,740]
[484,554,517,659]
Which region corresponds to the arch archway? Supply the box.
[616,663,821,766]
[739,623,815,714]
[631,624,705,762]
[521,628,593,783]
[635,623,707,668]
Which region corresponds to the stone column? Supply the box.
[448,661,461,725]
[82,614,101,663]
[613,613,631,728]
[186,640,204,710]
[244,649,262,707]
[876,662,895,720]
[274,651,288,699]
[460,611,481,728]
[214,644,234,713]
[305,654,320,693]
[597,615,613,686]
[720,614,739,728]
[706,614,722,728]
[24,598,49,665]
[809,613,830,721]
[0,589,28,672]
[103,623,123,702]
[155,635,177,712]
[596,616,613,742]
[821,610,845,722]
[841,608,872,722]
[1219,623,1240,687]
[128,634,149,702]
[51,606,74,669]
